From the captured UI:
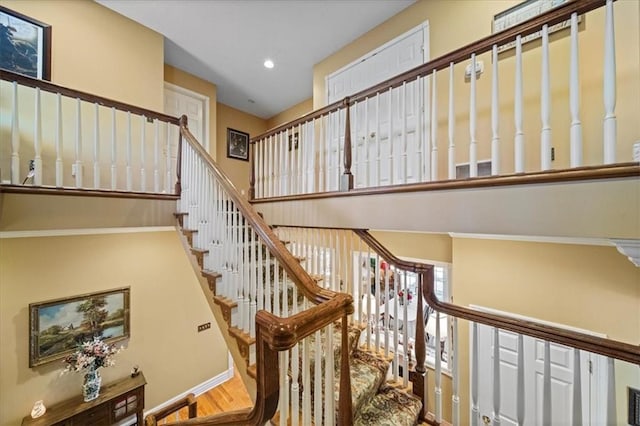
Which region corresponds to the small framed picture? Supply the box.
[0,6,52,80]
[227,128,249,161]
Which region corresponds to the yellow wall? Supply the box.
[216,103,268,197]
[313,0,640,169]
[164,65,218,160]
[369,230,452,263]
[266,98,313,131]
[0,232,228,426]
[0,0,164,111]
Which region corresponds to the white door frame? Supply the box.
[164,82,210,152]
[325,20,430,105]
[470,304,608,425]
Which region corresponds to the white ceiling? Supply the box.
[97,0,415,119]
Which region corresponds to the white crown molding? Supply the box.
[448,232,612,247]
[144,352,234,416]
[611,239,640,267]
[0,226,176,239]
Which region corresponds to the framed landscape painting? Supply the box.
[0,6,52,80]
[29,287,130,367]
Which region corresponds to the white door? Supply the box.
[164,83,209,151]
[326,22,429,189]
[474,307,606,426]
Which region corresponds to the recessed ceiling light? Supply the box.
[264,59,274,69]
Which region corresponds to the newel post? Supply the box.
[249,140,256,200]
[175,115,187,196]
[338,315,354,425]
[411,271,428,420]
[340,97,354,191]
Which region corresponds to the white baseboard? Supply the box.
[144,353,234,416]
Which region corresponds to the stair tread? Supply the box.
[334,350,391,416]
[202,269,222,278]
[354,384,422,426]
[229,326,255,345]
[213,295,238,309]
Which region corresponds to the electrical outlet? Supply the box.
[197,322,211,332]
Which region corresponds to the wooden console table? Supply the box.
[22,372,146,426]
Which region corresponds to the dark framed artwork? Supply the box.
[0,6,51,80]
[227,128,249,161]
[29,287,130,367]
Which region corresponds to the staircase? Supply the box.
[175,212,424,425]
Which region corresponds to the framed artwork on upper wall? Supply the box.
[0,6,52,80]
[29,287,130,367]
[227,128,250,161]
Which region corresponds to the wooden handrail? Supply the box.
[355,230,640,365]
[145,393,197,426]
[180,123,337,305]
[250,0,609,144]
[0,70,180,125]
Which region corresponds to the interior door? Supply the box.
[164,83,208,150]
[326,22,429,189]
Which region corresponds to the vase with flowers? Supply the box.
[63,337,122,402]
[398,288,414,306]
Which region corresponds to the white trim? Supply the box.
[325,21,430,104]
[449,232,612,247]
[144,352,234,416]
[0,226,176,239]
[164,82,210,152]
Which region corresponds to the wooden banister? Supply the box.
[145,393,198,426]
[0,70,180,125]
[249,0,611,144]
[355,230,640,365]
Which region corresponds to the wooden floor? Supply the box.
[154,367,253,424]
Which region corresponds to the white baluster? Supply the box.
[55,93,63,187]
[451,317,460,426]
[491,45,500,176]
[448,63,456,179]
[279,351,289,426]
[302,331,311,425]
[603,0,616,163]
[435,310,442,422]
[165,122,171,194]
[541,25,552,171]
[572,349,582,426]
[364,98,370,187]
[431,69,438,181]
[514,35,525,173]
[10,81,20,184]
[93,103,100,189]
[110,108,117,190]
[569,13,583,167]
[517,334,525,426]
[388,88,394,185]
[31,87,42,186]
[153,120,160,192]
[313,329,322,425]
[401,83,408,184]
[140,116,146,192]
[375,94,381,187]
[418,77,429,182]
[471,322,479,426]
[126,111,132,191]
[324,323,335,426]
[543,340,552,424]
[606,357,616,425]
[75,98,83,188]
[469,53,478,178]
[493,327,501,425]
[318,117,325,192]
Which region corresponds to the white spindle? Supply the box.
[388,89,394,185]
[491,45,500,175]
[517,334,525,426]
[435,311,442,422]
[543,341,552,424]
[401,83,408,184]
[603,0,616,163]
[126,111,132,190]
[431,69,438,181]
[33,87,42,186]
[55,93,63,187]
[448,63,456,179]
[364,98,370,187]
[325,323,335,426]
[75,98,83,188]
[469,53,478,177]
[572,349,582,425]
[111,108,117,190]
[541,25,552,171]
[375,95,381,187]
[165,122,171,193]
[314,329,322,425]
[302,334,311,425]
[93,103,100,188]
[140,116,146,192]
[493,328,501,425]
[606,357,616,425]
[10,81,20,184]
[451,317,460,426]
[515,35,525,173]
[569,13,583,167]
[153,120,160,192]
[471,322,479,426]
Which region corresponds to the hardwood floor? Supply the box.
[153,367,253,424]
